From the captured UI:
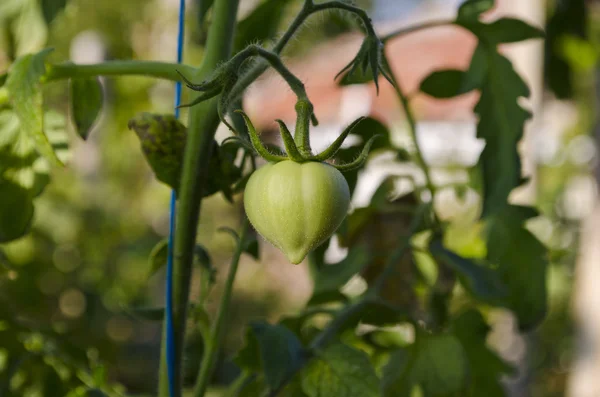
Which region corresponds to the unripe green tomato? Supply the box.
[244,160,351,264]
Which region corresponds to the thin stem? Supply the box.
[46,61,195,82]
[194,220,251,397]
[229,0,379,101]
[157,0,241,395]
[384,54,437,203]
[381,20,454,43]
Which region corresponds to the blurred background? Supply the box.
[0,0,598,396]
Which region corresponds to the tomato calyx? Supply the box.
[237,101,380,172]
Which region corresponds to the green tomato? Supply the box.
[244,160,350,264]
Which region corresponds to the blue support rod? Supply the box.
[166,0,186,396]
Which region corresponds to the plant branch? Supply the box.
[157,0,241,395]
[383,54,437,204]
[381,20,454,43]
[46,61,195,82]
[229,0,379,101]
[194,220,251,397]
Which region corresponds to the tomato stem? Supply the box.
[46,60,195,82]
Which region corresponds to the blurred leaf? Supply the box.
[128,113,186,192]
[40,0,68,24]
[12,0,48,56]
[456,0,494,23]
[465,18,545,43]
[301,343,379,397]
[218,226,240,243]
[0,179,34,242]
[148,239,168,277]
[70,77,103,140]
[310,246,370,304]
[237,321,305,391]
[451,310,514,396]
[429,238,507,304]
[234,0,292,52]
[244,238,260,260]
[420,69,475,98]
[6,48,61,165]
[382,333,468,396]
[486,205,547,330]
[544,0,587,98]
[469,43,531,217]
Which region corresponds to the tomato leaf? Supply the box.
[6,48,62,166]
[486,205,548,330]
[309,246,370,304]
[236,321,306,391]
[419,69,476,99]
[382,333,468,397]
[429,238,507,304]
[451,310,514,396]
[70,77,103,140]
[148,239,169,278]
[301,343,379,397]
[463,18,545,43]
[456,0,494,23]
[469,43,532,217]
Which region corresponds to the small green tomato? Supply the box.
[244,161,350,264]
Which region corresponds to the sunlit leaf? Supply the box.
[6,48,60,165]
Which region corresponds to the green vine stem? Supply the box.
[381,20,453,43]
[46,61,195,82]
[194,220,251,397]
[157,0,241,395]
[383,54,437,204]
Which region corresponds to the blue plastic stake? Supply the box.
[166,0,185,396]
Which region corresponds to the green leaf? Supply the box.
[382,333,468,397]
[473,18,545,43]
[472,43,531,217]
[0,179,34,242]
[40,0,68,24]
[451,310,514,397]
[310,246,370,304]
[419,69,475,98]
[244,238,260,260]
[127,113,186,192]
[486,205,548,330]
[148,239,168,277]
[456,0,494,23]
[6,48,61,165]
[237,322,305,391]
[301,343,379,397]
[429,238,507,303]
[70,77,103,140]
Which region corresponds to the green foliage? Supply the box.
[301,343,380,397]
[6,48,61,165]
[70,77,103,140]
[382,333,468,397]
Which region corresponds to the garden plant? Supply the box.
[0,0,552,396]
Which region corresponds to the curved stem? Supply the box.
[383,54,437,202]
[46,61,195,82]
[157,0,241,396]
[381,20,454,43]
[194,220,251,397]
[333,134,379,172]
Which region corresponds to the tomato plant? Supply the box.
[1,0,582,396]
